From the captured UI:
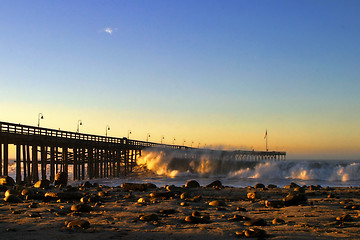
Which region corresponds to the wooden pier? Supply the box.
[0,121,286,184]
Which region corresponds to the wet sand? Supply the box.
[1,178,360,240]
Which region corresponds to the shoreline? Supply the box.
[1,177,360,239]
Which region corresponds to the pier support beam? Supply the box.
[26,145,31,182]
[16,144,21,183]
[41,146,47,180]
[50,146,55,182]
[3,143,8,176]
[0,143,2,176]
[32,146,39,182]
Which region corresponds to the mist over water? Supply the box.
[135,148,360,187]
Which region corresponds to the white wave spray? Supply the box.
[137,149,360,185]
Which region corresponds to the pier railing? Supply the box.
[0,121,186,149]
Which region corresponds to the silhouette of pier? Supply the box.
[0,121,286,183]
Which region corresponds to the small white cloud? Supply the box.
[104,27,114,34]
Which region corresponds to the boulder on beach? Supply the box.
[34,180,50,189]
[54,172,68,186]
[71,203,92,212]
[45,191,83,201]
[254,183,265,189]
[4,194,23,203]
[283,192,307,206]
[206,180,223,188]
[5,189,19,197]
[241,228,267,238]
[66,219,90,229]
[265,200,284,208]
[149,191,175,199]
[21,188,34,197]
[284,182,301,189]
[247,191,261,200]
[185,180,200,188]
[0,176,15,186]
[121,182,157,191]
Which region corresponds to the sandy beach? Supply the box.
[1,176,360,240]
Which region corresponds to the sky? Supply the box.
[0,0,359,160]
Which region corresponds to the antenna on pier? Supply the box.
[264,129,268,151]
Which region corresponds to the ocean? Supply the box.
[7,148,360,188]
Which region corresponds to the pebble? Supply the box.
[236,207,247,212]
[159,209,177,214]
[209,200,225,207]
[184,215,210,224]
[121,182,156,191]
[272,218,285,224]
[265,200,284,208]
[244,218,267,226]
[28,202,39,208]
[66,219,90,229]
[336,214,352,222]
[28,213,41,218]
[180,192,190,200]
[242,228,267,238]
[139,213,159,221]
[71,203,92,212]
[228,215,250,221]
[137,197,150,204]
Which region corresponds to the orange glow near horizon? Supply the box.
[1,102,359,161]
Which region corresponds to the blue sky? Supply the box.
[1,1,359,159]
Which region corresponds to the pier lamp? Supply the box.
[128,130,132,139]
[198,143,200,148]
[191,141,194,147]
[161,136,165,144]
[37,113,44,127]
[146,133,151,142]
[77,120,82,133]
[183,140,186,146]
[106,125,110,137]
[172,138,176,144]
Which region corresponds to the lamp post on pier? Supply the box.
[183,140,186,146]
[172,138,176,144]
[77,120,82,133]
[106,125,110,137]
[37,113,44,127]
[128,130,132,139]
[161,136,165,144]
